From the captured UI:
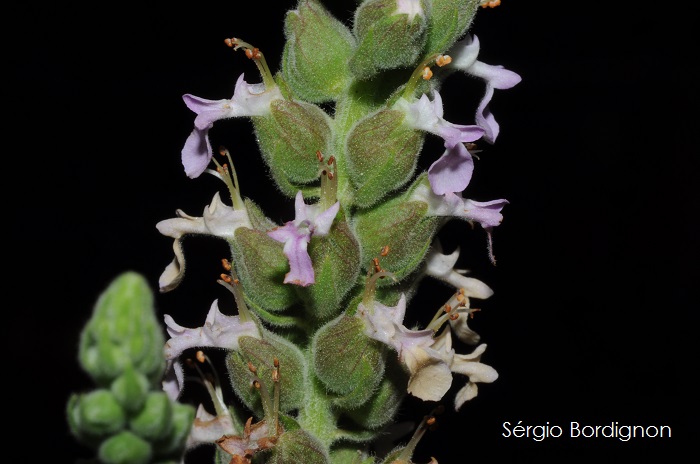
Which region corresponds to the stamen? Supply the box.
[396,406,444,462]
[272,358,281,436]
[435,55,452,67]
[318,151,338,210]
[224,37,276,89]
[207,147,245,210]
[361,251,397,308]
[427,290,473,332]
[400,53,442,100]
[217,264,253,323]
[186,351,229,416]
[380,245,390,257]
[422,66,433,80]
[222,258,232,271]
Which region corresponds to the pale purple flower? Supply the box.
[427,141,475,195]
[267,191,340,286]
[394,90,484,148]
[181,73,282,178]
[411,181,508,264]
[447,34,522,144]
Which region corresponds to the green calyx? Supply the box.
[282,0,356,103]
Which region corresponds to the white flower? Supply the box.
[156,192,252,292]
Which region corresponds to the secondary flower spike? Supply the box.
[181,73,282,178]
[267,191,340,286]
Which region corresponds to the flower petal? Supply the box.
[428,142,474,195]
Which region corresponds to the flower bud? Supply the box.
[78,272,165,385]
[350,0,428,80]
[226,333,306,415]
[423,0,480,55]
[268,429,329,464]
[282,0,356,102]
[346,108,424,207]
[344,361,407,429]
[353,191,440,281]
[98,430,152,464]
[253,99,333,197]
[312,315,384,406]
[301,219,361,320]
[110,365,150,413]
[69,389,126,440]
[230,228,299,312]
[152,401,195,456]
[129,392,173,441]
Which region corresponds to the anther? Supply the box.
[380,245,390,256]
[196,350,206,363]
[426,417,436,427]
[449,313,459,321]
[221,258,232,271]
[327,155,335,165]
[327,171,334,180]
[248,362,257,374]
[253,380,261,389]
[481,0,501,7]
[220,273,233,283]
[422,66,433,80]
[273,358,280,368]
[444,304,452,313]
[436,55,452,67]
[470,308,481,319]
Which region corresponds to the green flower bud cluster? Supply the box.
[67,272,195,464]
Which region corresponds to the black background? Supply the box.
[8,1,696,463]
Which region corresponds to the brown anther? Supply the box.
[253,380,261,389]
[220,273,233,283]
[185,358,195,368]
[456,293,466,303]
[272,369,279,382]
[247,362,257,374]
[224,38,235,48]
[380,245,390,256]
[233,278,240,285]
[449,313,459,320]
[219,146,228,156]
[444,304,452,313]
[321,169,327,177]
[422,66,433,80]
[221,258,232,271]
[372,257,382,273]
[196,350,206,363]
[470,308,481,319]
[436,55,452,67]
[316,150,324,162]
[459,288,465,295]
[327,171,334,180]
[273,358,280,368]
[244,48,254,59]
[327,155,335,165]
[466,142,478,151]
[426,417,437,426]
